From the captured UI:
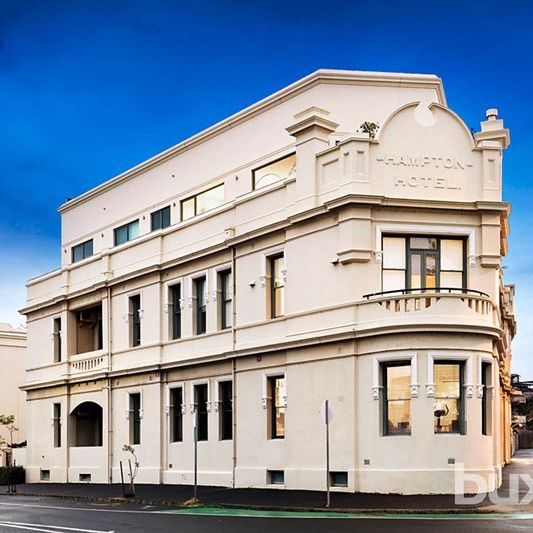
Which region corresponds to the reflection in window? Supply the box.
[72,239,94,263]
[151,206,171,231]
[253,154,296,190]
[270,254,285,318]
[434,362,463,434]
[269,376,286,439]
[382,363,411,435]
[114,220,139,246]
[181,184,225,221]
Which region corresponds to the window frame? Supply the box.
[150,206,171,231]
[129,392,142,445]
[218,380,233,441]
[114,219,140,247]
[219,269,232,330]
[433,360,465,435]
[268,375,286,439]
[382,234,467,292]
[381,361,412,436]
[53,403,61,448]
[129,294,141,347]
[53,317,62,363]
[180,183,225,221]
[252,152,296,191]
[269,253,285,319]
[194,276,207,335]
[194,383,209,442]
[169,283,182,340]
[71,239,94,263]
[170,387,184,443]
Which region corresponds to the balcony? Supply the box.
[357,288,499,336]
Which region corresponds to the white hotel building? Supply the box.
[22,70,515,494]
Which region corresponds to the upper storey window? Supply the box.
[151,206,171,231]
[253,154,296,190]
[114,219,139,246]
[72,239,93,263]
[181,184,224,221]
[382,236,465,293]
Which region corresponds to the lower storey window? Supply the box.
[382,363,411,435]
[195,384,208,441]
[434,362,464,434]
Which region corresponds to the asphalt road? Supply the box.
[1,495,533,532]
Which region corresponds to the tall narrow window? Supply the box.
[72,239,94,263]
[53,403,61,448]
[129,393,141,445]
[219,381,233,440]
[195,277,207,335]
[151,206,171,231]
[53,317,62,363]
[129,295,141,347]
[382,363,411,435]
[219,270,232,329]
[269,376,286,439]
[170,284,181,340]
[482,362,492,436]
[170,388,183,443]
[270,254,285,318]
[195,384,208,441]
[434,362,464,434]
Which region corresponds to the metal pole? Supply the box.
[193,408,198,501]
[325,399,330,508]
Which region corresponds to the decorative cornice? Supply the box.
[58,69,445,214]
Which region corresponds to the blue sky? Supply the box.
[0,0,531,373]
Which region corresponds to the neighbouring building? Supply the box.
[21,69,516,494]
[0,323,27,461]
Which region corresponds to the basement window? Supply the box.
[79,473,91,482]
[268,470,284,485]
[40,469,50,481]
[75,304,103,355]
[330,471,348,487]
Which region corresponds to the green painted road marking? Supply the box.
[163,507,533,520]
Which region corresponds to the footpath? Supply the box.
[6,449,533,515]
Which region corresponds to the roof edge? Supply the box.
[59,69,446,214]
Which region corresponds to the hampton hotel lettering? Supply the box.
[377,153,473,190]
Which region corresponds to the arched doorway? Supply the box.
[70,401,103,447]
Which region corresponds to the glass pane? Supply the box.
[197,184,224,214]
[441,239,464,271]
[410,237,437,250]
[273,257,285,288]
[409,253,422,289]
[84,240,93,257]
[254,154,296,189]
[73,245,83,262]
[275,407,285,437]
[115,225,128,245]
[434,363,461,398]
[425,252,437,289]
[161,206,171,228]
[434,398,461,433]
[382,269,405,292]
[440,271,463,289]
[181,198,195,220]
[383,237,406,269]
[275,377,286,407]
[387,400,411,435]
[128,220,139,240]
[151,211,161,230]
[274,286,285,316]
[386,365,411,400]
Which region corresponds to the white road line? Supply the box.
[0,521,113,533]
[0,502,149,515]
[0,524,59,533]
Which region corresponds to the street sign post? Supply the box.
[193,408,198,501]
[322,400,332,508]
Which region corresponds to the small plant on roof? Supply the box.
[358,121,379,139]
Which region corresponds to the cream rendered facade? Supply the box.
[0,324,27,447]
[22,70,516,495]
